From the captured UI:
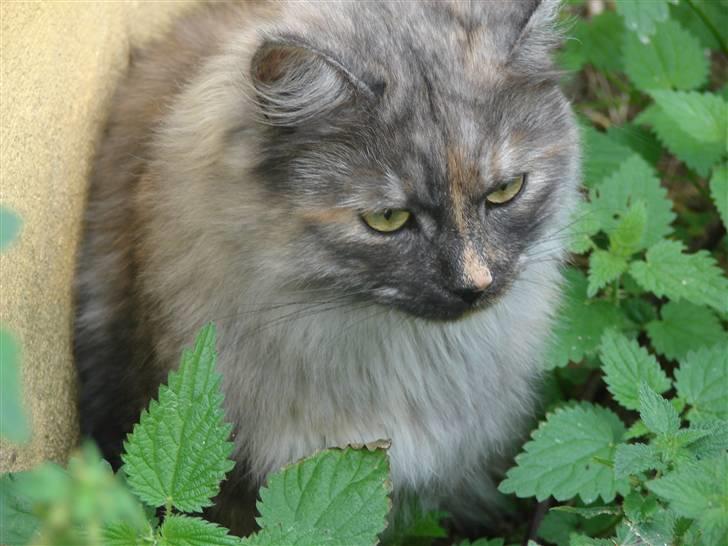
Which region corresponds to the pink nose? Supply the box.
[469,266,493,291]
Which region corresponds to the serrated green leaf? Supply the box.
[609,200,647,257]
[569,535,614,546]
[629,240,728,313]
[0,330,30,444]
[624,420,650,441]
[587,250,628,297]
[711,164,728,228]
[606,124,663,166]
[647,457,728,544]
[615,0,670,38]
[599,330,671,411]
[567,200,600,254]
[675,343,728,421]
[545,269,630,369]
[562,11,625,73]
[0,473,40,546]
[614,443,663,478]
[636,104,724,177]
[122,324,235,513]
[670,0,728,51]
[581,124,634,188]
[651,91,728,146]
[250,445,391,546]
[639,384,680,436]
[550,505,620,519]
[499,403,627,504]
[158,515,240,546]
[0,206,21,251]
[456,539,505,546]
[1,444,149,546]
[103,523,151,546]
[646,301,726,361]
[686,419,728,459]
[623,19,709,91]
[589,155,675,248]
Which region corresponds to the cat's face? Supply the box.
[246,0,579,321]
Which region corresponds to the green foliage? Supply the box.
[623,19,708,91]
[251,444,391,546]
[615,0,670,39]
[499,403,627,503]
[0,330,30,444]
[0,326,393,546]
[121,324,235,513]
[500,2,728,543]
[599,330,671,410]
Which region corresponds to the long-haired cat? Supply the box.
[75,0,579,534]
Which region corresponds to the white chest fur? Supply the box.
[210,258,561,514]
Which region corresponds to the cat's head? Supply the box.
[241,0,579,321]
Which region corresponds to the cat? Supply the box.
[74,0,579,534]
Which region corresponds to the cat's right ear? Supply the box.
[250,40,371,127]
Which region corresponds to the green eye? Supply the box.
[362,208,411,233]
[486,174,525,205]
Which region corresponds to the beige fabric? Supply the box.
[1,0,197,472]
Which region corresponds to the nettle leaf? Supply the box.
[545,269,629,369]
[623,19,709,91]
[0,330,30,444]
[636,104,724,177]
[606,123,663,166]
[599,330,671,411]
[104,522,151,546]
[499,403,627,504]
[609,200,647,257]
[639,384,680,436]
[249,445,391,546]
[675,343,728,421]
[650,91,728,147]
[587,250,628,297]
[589,154,675,249]
[615,0,670,39]
[158,516,240,546]
[687,419,728,459]
[568,201,601,254]
[0,473,39,546]
[121,324,235,513]
[710,163,728,228]
[646,301,726,361]
[670,0,728,51]
[629,240,728,313]
[562,11,625,73]
[614,443,663,478]
[647,457,728,544]
[581,124,633,188]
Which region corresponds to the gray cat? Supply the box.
[75,0,579,534]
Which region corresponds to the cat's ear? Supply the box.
[507,0,563,75]
[250,39,372,127]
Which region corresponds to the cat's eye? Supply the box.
[362,208,411,233]
[485,174,526,205]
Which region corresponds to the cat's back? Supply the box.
[74,1,272,461]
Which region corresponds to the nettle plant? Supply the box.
[495,0,727,544]
[1,326,393,546]
[1,1,727,545]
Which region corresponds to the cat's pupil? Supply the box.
[383,209,393,220]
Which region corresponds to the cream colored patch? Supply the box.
[463,243,492,290]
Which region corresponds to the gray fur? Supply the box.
[75,0,579,534]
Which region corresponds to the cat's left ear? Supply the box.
[249,38,374,127]
[508,0,563,75]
